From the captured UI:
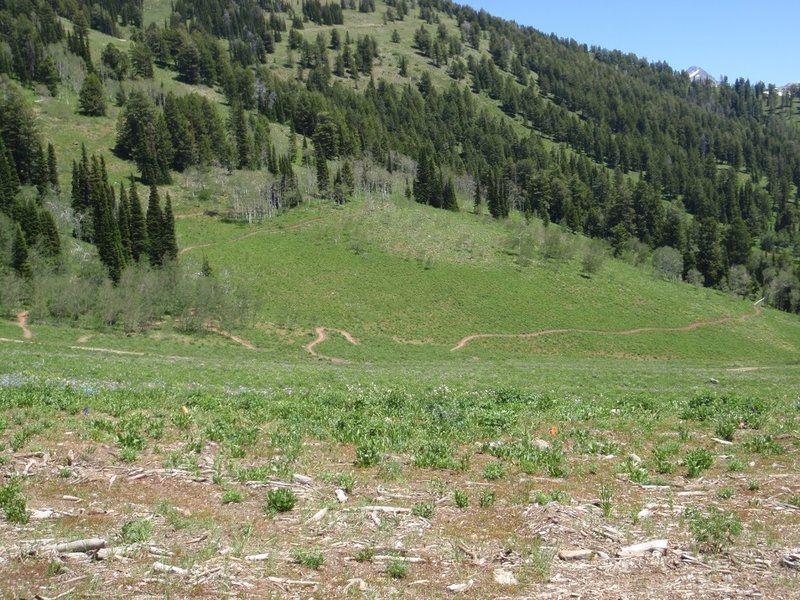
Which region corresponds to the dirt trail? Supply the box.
[451,305,764,352]
[180,218,323,256]
[204,322,256,350]
[68,346,145,356]
[16,311,32,339]
[304,327,360,364]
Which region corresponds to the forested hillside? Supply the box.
[1,0,799,318]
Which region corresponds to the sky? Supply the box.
[461,1,798,86]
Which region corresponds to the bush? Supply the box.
[685,507,742,553]
[684,448,714,478]
[411,501,435,518]
[354,440,382,467]
[483,462,506,481]
[386,559,410,579]
[652,246,683,280]
[0,478,28,524]
[292,547,324,569]
[453,489,469,509]
[120,518,153,543]
[265,488,298,514]
[222,489,243,504]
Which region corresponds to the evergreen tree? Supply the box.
[146,185,164,266]
[230,102,253,169]
[413,149,434,205]
[115,91,173,184]
[78,73,107,116]
[11,224,31,277]
[46,143,59,192]
[696,218,726,286]
[442,178,459,211]
[161,193,178,261]
[117,183,132,261]
[315,141,329,196]
[128,182,148,262]
[39,210,61,257]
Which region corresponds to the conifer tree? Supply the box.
[161,193,178,261]
[146,185,164,266]
[230,102,253,169]
[78,73,107,116]
[0,137,19,214]
[11,224,31,278]
[117,183,132,261]
[315,141,329,196]
[39,210,61,257]
[442,178,459,211]
[46,143,59,192]
[128,182,147,262]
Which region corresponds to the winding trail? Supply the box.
[450,305,764,352]
[304,327,360,364]
[204,322,256,350]
[16,311,32,339]
[180,217,323,256]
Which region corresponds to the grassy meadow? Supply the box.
[1,1,799,598]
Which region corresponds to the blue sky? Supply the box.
[461,1,798,85]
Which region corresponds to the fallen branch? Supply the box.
[618,539,669,557]
[153,562,188,575]
[267,576,319,587]
[352,506,411,514]
[52,539,105,554]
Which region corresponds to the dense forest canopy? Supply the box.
[1,0,799,315]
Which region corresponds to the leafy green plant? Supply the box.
[0,478,28,524]
[685,507,742,553]
[787,495,800,508]
[483,462,506,481]
[651,445,676,474]
[717,487,734,500]
[747,480,760,491]
[354,440,382,467]
[599,482,613,517]
[453,489,469,509]
[222,489,243,504]
[411,501,435,519]
[713,418,737,442]
[265,488,297,515]
[47,561,64,577]
[479,489,496,508]
[385,559,409,579]
[292,547,324,570]
[684,448,714,478]
[532,490,566,506]
[744,435,784,456]
[333,472,356,494]
[354,547,376,562]
[121,518,153,544]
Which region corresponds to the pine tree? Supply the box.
[11,224,31,277]
[78,73,107,116]
[315,141,329,196]
[161,193,178,261]
[128,182,148,262]
[117,183,132,261]
[146,185,164,266]
[340,161,354,195]
[46,143,59,192]
[442,178,459,211]
[230,102,253,169]
[472,176,482,214]
[39,210,61,257]
[0,137,19,214]
[696,218,726,287]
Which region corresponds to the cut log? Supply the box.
[335,489,348,503]
[353,506,411,513]
[267,576,319,587]
[153,562,188,575]
[618,539,668,556]
[244,553,270,562]
[53,538,105,554]
[559,549,595,561]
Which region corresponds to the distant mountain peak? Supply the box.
[686,66,717,85]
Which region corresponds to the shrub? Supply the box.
[479,489,496,508]
[684,448,714,478]
[483,462,506,481]
[222,489,243,504]
[354,547,376,562]
[453,489,469,509]
[0,478,28,524]
[265,488,298,514]
[354,440,382,467]
[386,559,410,579]
[120,518,153,543]
[411,501,435,519]
[292,547,324,569]
[685,507,742,553]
